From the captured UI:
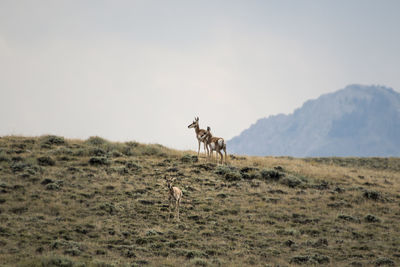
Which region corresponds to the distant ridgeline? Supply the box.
[228,84,400,157]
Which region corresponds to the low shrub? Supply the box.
[290,254,330,265]
[0,151,10,163]
[19,256,75,267]
[215,165,241,181]
[40,135,66,147]
[363,190,382,201]
[192,258,209,266]
[260,169,284,181]
[214,165,237,176]
[37,156,56,166]
[41,178,54,185]
[225,171,242,181]
[364,214,381,223]
[89,148,107,157]
[290,255,310,264]
[98,202,116,214]
[110,150,123,157]
[85,136,109,146]
[125,161,142,171]
[240,167,260,180]
[89,157,109,166]
[280,175,303,188]
[9,206,28,214]
[374,257,395,266]
[338,214,360,223]
[141,144,165,156]
[45,183,60,191]
[11,162,40,174]
[181,154,198,163]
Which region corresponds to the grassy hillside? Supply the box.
[0,136,399,266]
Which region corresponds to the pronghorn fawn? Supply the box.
[202,126,227,164]
[187,117,209,158]
[164,175,183,221]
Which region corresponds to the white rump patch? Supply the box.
[218,139,224,147]
[210,142,216,150]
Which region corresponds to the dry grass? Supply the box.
[0,135,399,266]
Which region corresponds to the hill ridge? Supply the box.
[0,135,399,266]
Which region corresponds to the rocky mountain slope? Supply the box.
[228,85,400,157]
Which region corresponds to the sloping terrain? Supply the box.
[228,84,400,157]
[0,136,399,266]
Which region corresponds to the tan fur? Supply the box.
[203,126,227,164]
[164,176,183,221]
[188,117,209,157]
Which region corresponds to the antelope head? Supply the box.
[187,117,199,129]
[164,175,176,189]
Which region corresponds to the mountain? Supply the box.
[228,84,400,157]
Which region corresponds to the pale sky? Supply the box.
[1,1,399,150]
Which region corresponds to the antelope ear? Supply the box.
[207,126,211,131]
[196,117,199,121]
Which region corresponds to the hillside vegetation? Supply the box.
[0,136,399,266]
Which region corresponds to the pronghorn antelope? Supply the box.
[202,126,227,164]
[164,175,183,221]
[187,117,209,157]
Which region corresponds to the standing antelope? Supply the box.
[187,117,209,158]
[164,175,183,221]
[202,126,227,164]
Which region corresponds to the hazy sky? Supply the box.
[1,1,400,150]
